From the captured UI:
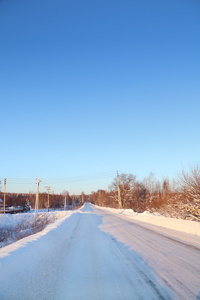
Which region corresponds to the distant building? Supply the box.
[0,198,8,211]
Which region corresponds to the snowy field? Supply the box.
[0,209,68,230]
[0,203,200,299]
[0,210,71,248]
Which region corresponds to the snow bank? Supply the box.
[94,205,200,236]
[0,210,75,248]
[0,210,75,258]
[0,210,70,229]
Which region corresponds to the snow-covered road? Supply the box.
[0,203,200,299]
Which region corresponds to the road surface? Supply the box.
[0,203,200,299]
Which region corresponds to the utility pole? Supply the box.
[82,192,84,204]
[44,186,51,212]
[64,194,66,211]
[117,171,122,209]
[72,194,75,210]
[35,178,41,218]
[4,178,6,214]
[63,191,68,211]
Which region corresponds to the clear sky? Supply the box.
[0,0,200,195]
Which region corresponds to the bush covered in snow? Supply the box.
[0,210,69,248]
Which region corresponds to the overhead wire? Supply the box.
[3,171,116,186]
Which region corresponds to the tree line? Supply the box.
[89,165,200,220]
[1,165,199,220]
[0,191,88,210]
[89,173,172,212]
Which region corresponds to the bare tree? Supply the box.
[143,173,157,207]
[109,173,136,208]
[176,164,200,220]
[81,192,86,204]
[177,165,200,204]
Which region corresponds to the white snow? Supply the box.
[95,205,200,237]
[0,203,200,299]
[0,210,69,230]
[0,210,73,250]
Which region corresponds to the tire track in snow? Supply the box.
[0,212,81,300]
[55,207,171,300]
[1,204,199,300]
[94,206,200,300]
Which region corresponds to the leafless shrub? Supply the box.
[177,165,200,204]
[0,213,59,248]
[171,164,200,220]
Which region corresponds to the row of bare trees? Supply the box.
[175,165,200,220]
[89,173,171,212]
[0,191,88,210]
[89,165,200,220]
[1,165,199,219]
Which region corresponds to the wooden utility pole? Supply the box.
[82,192,84,204]
[72,194,76,210]
[4,178,6,214]
[64,194,66,211]
[63,191,68,211]
[44,186,51,212]
[117,171,122,208]
[35,178,41,218]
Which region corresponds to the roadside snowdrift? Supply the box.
[1,203,200,253]
[94,205,200,236]
[1,203,200,300]
[0,210,74,249]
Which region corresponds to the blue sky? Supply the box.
[0,0,200,194]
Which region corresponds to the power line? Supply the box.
[43,171,116,184]
[5,171,116,185]
[1,171,117,193]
